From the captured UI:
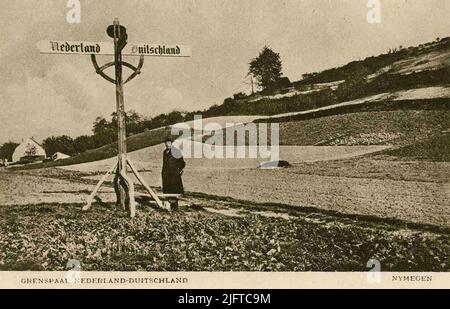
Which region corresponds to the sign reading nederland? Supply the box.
[37,40,191,57]
[37,40,114,55]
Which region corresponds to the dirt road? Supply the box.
[0,171,115,206]
[77,155,449,228]
[145,165,449,227]
[2,144,448,228]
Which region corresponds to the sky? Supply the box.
[1,0,450,143]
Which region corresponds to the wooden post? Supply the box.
[111,18,135,216]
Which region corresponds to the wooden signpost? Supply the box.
[38,18,191,217]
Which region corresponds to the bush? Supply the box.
[276,77,292,89]
[233,92,247,100]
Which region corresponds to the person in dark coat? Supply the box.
[162,137,186,194]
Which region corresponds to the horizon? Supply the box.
[1,0,450,143]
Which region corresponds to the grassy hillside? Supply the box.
[207,103,450,147]
[19,102,450,169]
[383,132,450,162]
[257,97,450,123]
[278,110,450,146]
[295,37,450,85]
[199,37,450,119]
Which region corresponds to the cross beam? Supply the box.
[91,54,144,85]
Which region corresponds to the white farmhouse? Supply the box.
[12,138,46,163]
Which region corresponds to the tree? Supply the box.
[42,135,76,157]
[92,116,116,146]
[336,65,370,101]
[73,135,94,154]
[93,116,114,136]
[249,46,283,91]
[25,144,37,156]
[233,92,247,100]
[125,110,143,135]
[166,111,184,125]
[0,142,19,161]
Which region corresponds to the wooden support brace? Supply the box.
[83,161,118,211]
[158,194,182,199]
[126,159,168,211]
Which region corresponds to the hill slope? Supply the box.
[15,37,450,168]
[278,110,450,147]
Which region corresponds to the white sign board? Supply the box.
[37,40,191,57]
[37,40,114,55]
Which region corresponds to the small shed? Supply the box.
[52,152,70,161]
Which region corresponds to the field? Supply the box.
[0,165,449,272]
[1,132,449,272]
[3,101,450,272]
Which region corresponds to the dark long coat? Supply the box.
[162,147,186,194]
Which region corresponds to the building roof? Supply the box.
[12,138,46,162]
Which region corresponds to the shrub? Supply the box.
[233,92,248,100]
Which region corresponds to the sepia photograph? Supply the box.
[0,0,449,289]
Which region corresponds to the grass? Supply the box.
[211,110,450,147]
[0,202,448,271]
[278,110,450,146]
[383,132,450,162]
[257,97,450,123]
